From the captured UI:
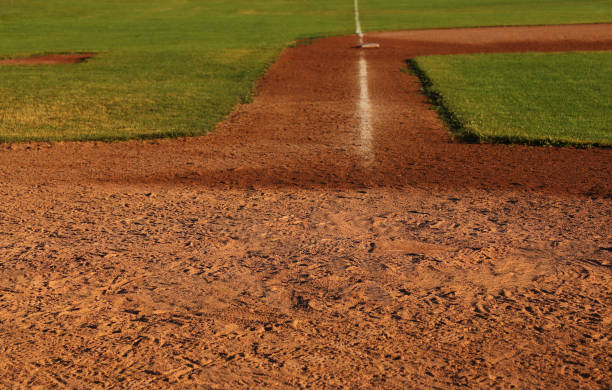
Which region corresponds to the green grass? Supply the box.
[410,51,612,147]
[0,0,354,142]
[360,0,612,31]
[0,0,611,142]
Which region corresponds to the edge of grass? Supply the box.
[0,130,201,144]
[367,21,612,34]
[406,58,610,149]
[0,38,320,144]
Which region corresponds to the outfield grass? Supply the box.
[1,0,611,142]
[360,0,612,31]
[411,51,612,147]
[0,0,354,142]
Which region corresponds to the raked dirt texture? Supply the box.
[0,24,610,388]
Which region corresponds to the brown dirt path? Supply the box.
[0,24,611,388]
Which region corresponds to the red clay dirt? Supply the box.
[0,53,95,65]
[0,24,611,388]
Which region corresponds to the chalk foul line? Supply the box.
[354,0,372,163]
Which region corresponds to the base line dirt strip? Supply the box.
[0,24,611,388]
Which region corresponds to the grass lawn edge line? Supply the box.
[367,21,612,34]
[406,59,476,143]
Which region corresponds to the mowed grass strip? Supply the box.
[1,0,612,142]
[411,51,612,147]
[361,0,612,31]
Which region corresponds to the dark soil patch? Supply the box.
[0,53,96,65]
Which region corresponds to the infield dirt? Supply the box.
[0,24,610,388]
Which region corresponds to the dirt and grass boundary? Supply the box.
[407,50,611,148]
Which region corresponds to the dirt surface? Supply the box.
[0,53,95,65]
[0,24,611,388]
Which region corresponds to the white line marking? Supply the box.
[354,0,372,163]
[354,0,363,43]
[358,52,372,160]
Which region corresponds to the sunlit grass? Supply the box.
[360,0,612,31]
[1,0,611,142]
[411,51,612,147]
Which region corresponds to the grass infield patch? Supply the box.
[410,51,612,147]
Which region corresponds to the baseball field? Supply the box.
[0,0,611,388]
[1,0,611,144]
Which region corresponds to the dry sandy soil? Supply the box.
[0,24,611,388]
